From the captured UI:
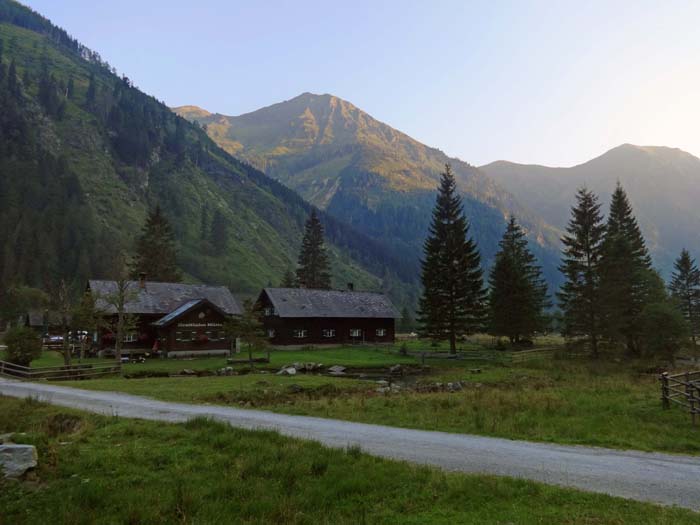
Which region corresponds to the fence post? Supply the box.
[690,384,697,427]
[660,372,670,409]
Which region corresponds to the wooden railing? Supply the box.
[660,371,700,426]
[414,346,566,364]
[0,360,121,381]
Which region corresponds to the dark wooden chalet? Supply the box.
[21,309,65,336]
[257,287,399,346]
[88,278,241,357]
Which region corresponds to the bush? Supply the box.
[4,326,42,366]
[641,302,689,359]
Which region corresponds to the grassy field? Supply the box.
[6,338,700,454]
[0,396,697,524]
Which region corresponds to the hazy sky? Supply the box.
[24,0,700,166]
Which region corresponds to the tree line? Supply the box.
[418,164,694,358]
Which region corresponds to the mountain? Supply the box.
[0,1,413,304]
[481,144,700,274]
[174,94,563,288]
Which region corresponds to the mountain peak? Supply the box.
[171,105,211,119]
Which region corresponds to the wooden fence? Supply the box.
[0,360,122,381]
[415,346,567,364]
[660,371,700,425]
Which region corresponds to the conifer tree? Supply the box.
[130,205,182,282]
[418,164,486,353]
[557,187,606,356]
[280,269,297,288]
[296,210,332,289]
[669,248,700,344]
[209,209,229,255]
[488,217,550,343]
[598,183,653,353]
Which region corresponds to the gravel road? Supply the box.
[1,378,699,511]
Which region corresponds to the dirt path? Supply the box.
[1,378,699,511]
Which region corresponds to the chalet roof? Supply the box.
[262,288,400,319]
[88,280,241,316]
[25,310,65,328]
[152,299,228,327]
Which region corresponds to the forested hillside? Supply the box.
[175,94,564,288]
[0,1,414,304]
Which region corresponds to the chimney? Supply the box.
[347,282,354,292]
[139,272,147,290]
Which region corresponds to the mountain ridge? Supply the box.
[175,92,564,289]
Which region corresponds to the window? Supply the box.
[175,331,183,342]
[207,331,216,341]
[350,329,362,338]
[293,329,308,339]
[376,328,387,337]
[219,331,226,340]
[267,329,276,338]
[190,331,198,341]
[322,328,336,338]
[264,307,276,316]
[123,333,137,343]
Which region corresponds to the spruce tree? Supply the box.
[296,210,332,289]
[557,187,606,356]
[669,248,700,344]
[488,217,550,344]
[280,269,297,288]
[418,164,486,353]
[209,209,229,255]
[598,183,652,353]
[130,205,182,282]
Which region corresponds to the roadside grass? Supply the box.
[54,356,700,455]
[0,396,696,525]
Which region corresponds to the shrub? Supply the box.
[4,326,42,366]
[641,302,689,359]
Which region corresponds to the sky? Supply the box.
[23,0,700,167]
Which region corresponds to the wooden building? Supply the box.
[257,287,399,346]
[88,278,241,357]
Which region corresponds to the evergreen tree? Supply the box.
[488,217,550,344]
[598,183,653,353]
[66,76,74,99]
[7,59,18,97]
[130,205,182,282]
[280,269,297,288]
[296,210,332,289]
[209,209,229,255]
[398,306,414,333]
[418,164,486,353]
[557,187,606,356]
[86,72,96,107]
[669,248,700,344]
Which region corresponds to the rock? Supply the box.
[469,368,482,374]
[375,387,390,394]
[389,364,403,375]
[181,369,196,376]
[376,380,390,386]
[0,433,14,444]
[287,384,303,394]
[277,367,296,376]
[0,444,38,479]
[328,365,346,375]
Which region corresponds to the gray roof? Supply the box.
[25,310,65,327]
[89,280,241,316]
[262,288,400,319]
[152,299,228,327]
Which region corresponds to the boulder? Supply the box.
[181,369,196,376]
[277,367,297,376]
[0,444,38,479]
[389,364,403,375]
[328,365,346,375]
[0,433,14,444]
